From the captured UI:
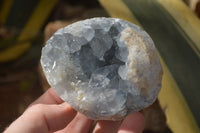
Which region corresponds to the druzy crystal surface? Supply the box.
[41,18,163,120]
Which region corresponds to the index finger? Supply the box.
[31,88,63,105]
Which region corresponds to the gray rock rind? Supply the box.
[41,17,163,120]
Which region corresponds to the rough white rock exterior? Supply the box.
[41,17,163,120]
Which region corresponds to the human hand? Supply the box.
[4,88,144,133]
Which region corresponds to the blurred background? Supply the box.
[0,0,200,132]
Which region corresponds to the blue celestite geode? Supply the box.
[40,17,163,120]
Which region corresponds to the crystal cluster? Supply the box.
[41,18,163,120]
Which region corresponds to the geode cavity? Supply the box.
[41,17,163,120]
